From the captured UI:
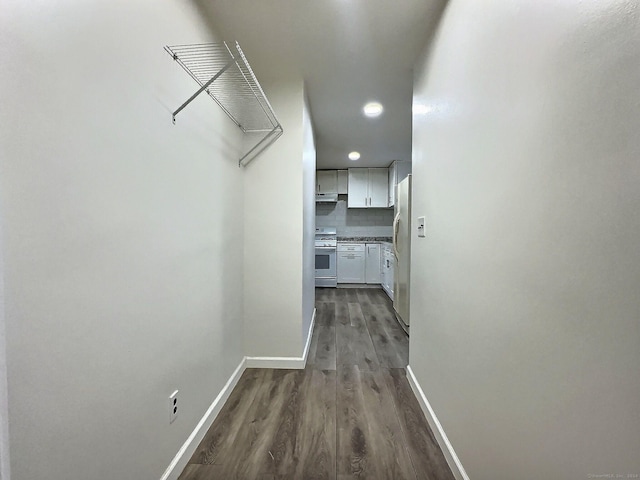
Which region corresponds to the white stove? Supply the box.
[315,227,337,287]
[315,236,337,248]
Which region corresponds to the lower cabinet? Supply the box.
[337,244,365,283]
[338,243,381,284]
[386,254,395,300]
[380,244,395,300]
[365,244,381,284]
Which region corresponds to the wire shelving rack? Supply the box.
[165,42,283,167]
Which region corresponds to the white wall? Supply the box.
[302,95,317,339]
[410,1,640,479]
[0,206,9,480]
[243,77,312,359]
[0,1,245,479]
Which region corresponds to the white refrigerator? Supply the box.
[393,175,411,327]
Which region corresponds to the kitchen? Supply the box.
[315,160,412,332]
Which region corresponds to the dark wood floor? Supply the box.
[179,287,455,480]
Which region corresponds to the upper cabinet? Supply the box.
[317,165,406,207]
[316,170,338,194]
[347,169,368,207]
[388,161,412,207]
[348,168,389,208]
[337,170,348,194]
[368,168,389,207]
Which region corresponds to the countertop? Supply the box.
[337,237,392,243]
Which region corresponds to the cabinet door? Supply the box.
[337,252,366,283]
[317,170,338,194]
[383,262,391,296]
[388,163,396,207]
[347,169,368,208]
[388,255,395,299]
[368,168,389,208]
[365,244,381,284]
[337,170,348,194]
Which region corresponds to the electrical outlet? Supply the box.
[417,216,426,237]
[169,390,179,424]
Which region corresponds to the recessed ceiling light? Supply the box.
[363,102,383,117]
[348,151,360,161]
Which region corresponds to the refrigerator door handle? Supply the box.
[392,212,400,259]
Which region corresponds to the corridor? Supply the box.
[179,288,454,479]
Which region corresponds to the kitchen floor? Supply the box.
[178,288,454,480]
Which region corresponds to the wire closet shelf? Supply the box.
[165,42,283,167]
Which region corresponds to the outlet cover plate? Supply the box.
[417,216,426,237]
[169,390,178,424]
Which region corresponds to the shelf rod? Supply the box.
[172,56,237,124]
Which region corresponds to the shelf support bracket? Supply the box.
[238,125,284,167]
[171,57,237,124]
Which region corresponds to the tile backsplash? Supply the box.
[316,196,394,236]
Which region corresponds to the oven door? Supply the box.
[315,247,337,287]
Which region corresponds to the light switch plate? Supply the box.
[417,216,426,237]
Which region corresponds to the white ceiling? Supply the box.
[195,0,447,169]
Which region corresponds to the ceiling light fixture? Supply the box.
[363,102,383,117]
[348,151,361,161]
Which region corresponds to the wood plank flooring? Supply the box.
[179,287,454,480]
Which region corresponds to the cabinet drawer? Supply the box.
[338,253,364,259]
[337,243,365,252]
[337,248,366,283]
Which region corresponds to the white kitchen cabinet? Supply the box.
[316,170,338,194]
[381,244,389,294]
[347,169,369,208]
[368,168,388,207]
[387,254,395,299]
[380,243,395,300]
[337,170,348,194]
[347,168,389,208]
[388,161,412,207]
[337,244,365,283]
[365,244,381,284]
[338,243,381,284]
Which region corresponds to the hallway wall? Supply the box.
[302,95,317,341]
[0,1,245,479]
[243,76,315,359]
[410,1,640,479]
[0,204,9,480]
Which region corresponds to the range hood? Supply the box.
[316,193,338,203]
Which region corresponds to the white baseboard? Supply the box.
[244,356,305,369]
[301,307,316,365]
[245,307,316,370]
[406,365,470,480]
[160,309,317,479]
[159,357,247,480]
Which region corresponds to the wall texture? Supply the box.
[0,1,245,479]
[410,1,640,479]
